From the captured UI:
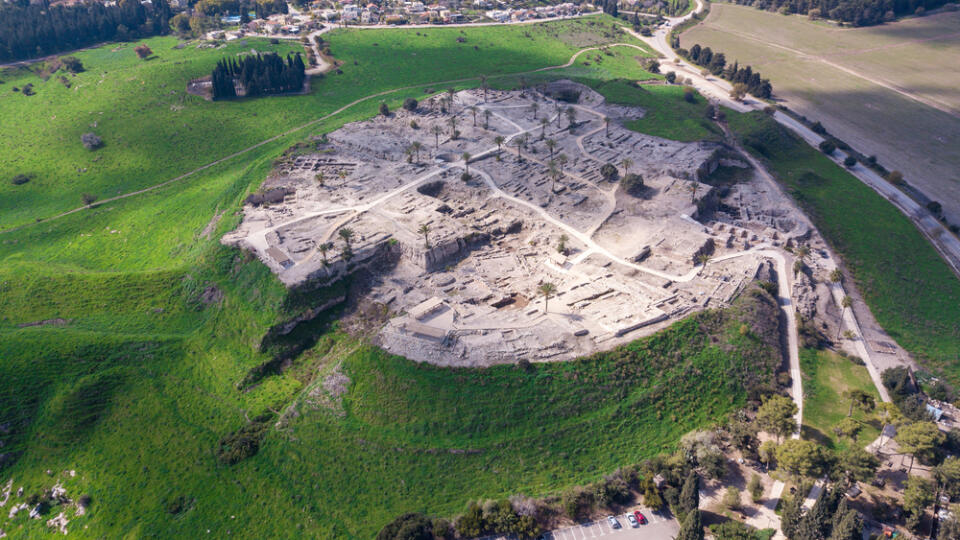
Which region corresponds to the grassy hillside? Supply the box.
[727,111,960,383]
[800,349,881,450]
[0,16,647,231]
[0,18,768,539]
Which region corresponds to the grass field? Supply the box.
[800,349,881,450]
[681,4,960,224]
[0,17,769,538]
[0,17,647,231]
[726,110,960,384]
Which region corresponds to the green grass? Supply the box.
[799,349,881,450]
[0,16,645,231]
[727,110,960,383]
[0,19,752,539]
[0,277,780,538]
[585,79,722,142]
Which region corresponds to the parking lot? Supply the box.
[543,509,679,540]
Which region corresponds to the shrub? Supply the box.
[409,120,419,129]
[21,83,34,96]
[811,121,827,135]
[379,102,390,116]
[11,173,31,185]
[682,86,695,103]
[843,156,857,168]
[620,173,644,196]
[216,416,272,465]
[60,56,84,73]
[722,486,741,511]
[886,170,905,185]
[269,38,280,44]
[377,512,435,540]
[600,163,619,182]
[81,132,103,150]
[818,140,835,155]
[927,201,943,215]
[134,45,153,59]
[81,193,97,206]
[748,474,763,502]
[665,71,676,84]
[402,97,418,111]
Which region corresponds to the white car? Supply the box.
[607,515,620,529]
[627,513,639,527]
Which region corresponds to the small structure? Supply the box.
[927,403,945,422]
[266,246,294,269]
[409,297,445,321]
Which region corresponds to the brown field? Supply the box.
[681,3,960,224]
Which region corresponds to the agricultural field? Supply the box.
[0,16,647,231]
[726,110,960,384]
[681,3,960,224]
[0,16,762,538]
[800,349,881,450]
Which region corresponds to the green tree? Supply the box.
[836,445,879,483]
[545,138,557,158]
[903,475,934,533]
[565,107,576,131]
[843,389,875,417]
[780,494,803,539]
[432,125,443,148]
[757,394,798,442]
[831,508,862,540]
[776,439,827,480]
[896,422,944,474]
[677,509,704,540]
[462,152,471,175]
[319,242,332,266]
[494,135,504,155]
[418,223,430,248]
[833,417,862,442]
[679,470,700,518]
[759,440,778,468]
[934,456,960,500]
[748,474,764,502]
[721,486,741,511]
[455,501,486,537]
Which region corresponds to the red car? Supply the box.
[634,510,647,525]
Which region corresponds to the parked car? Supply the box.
[607,515,620,529]
[627,513,639,527]
[634,510,647,525]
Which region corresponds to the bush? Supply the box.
[665,71,677,84]
[377,512,435,540]
[216,416,272,465]
[843,156,857,168]
[379,102,390,116]
[722,486,741,511]
[818,140,836,155]
[134,45,153,59]
[81,193,97,206]
[269,38,280,44]
[81,132,103,150]
[60,56,85,73]
[927,201,943,216]
[600,163,619,182]
[811,121,827,135]
[11,173,31,185]
[620,173,644,196]
[886,170,905,185]
[682,86,695,103]
[402,97,418,111]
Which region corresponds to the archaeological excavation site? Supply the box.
[224,81,835,367]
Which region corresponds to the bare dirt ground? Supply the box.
[224,82,849,367]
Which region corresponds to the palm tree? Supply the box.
[545,138,557,158]
[469,105,478,127]
[557,154,568,174]
[540,117,549,139]
[514,135,525,161]
[432,125,443,148]
[446,87,456,113]
[315,171,325,186]
[620,158,633,175]
[519,76,528,95]
[604,116,611,137]
[480,75,488,102]
[494,135,505,156]
[538,282,556,313]
[530,102,538,119]
[462,152,471,175]
[319,242,332,266]
[548,159,560,192]
[418,223,430,248]
[448,116,458,138]
[565,107,576,131]
[338,227,354,247]
[830,268,843,283]
[404,146,415,163]
[689,182,699,203]
[484,109,492,130]
[411,141,423,163]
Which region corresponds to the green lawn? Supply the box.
[568,78,722,142]
[0,16,645,231]
[800,349,881,450]
[726,111,960,384]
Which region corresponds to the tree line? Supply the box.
[211,52,306,100]
[680,43,773,99]
[0,0,172,63]
[728,0,951,25]
[193,0,288,19]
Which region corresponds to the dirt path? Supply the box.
[0,42,643,235]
